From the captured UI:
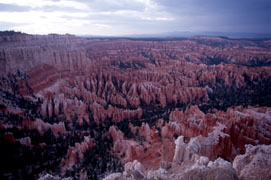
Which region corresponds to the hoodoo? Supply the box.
[0,32,270,179]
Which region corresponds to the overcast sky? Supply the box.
[0,0,270,36]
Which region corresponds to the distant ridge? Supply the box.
[1,30,271,40]
[125,31,271,39]
[80,31,271,40]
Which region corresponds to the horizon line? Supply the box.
[1,30,271,39]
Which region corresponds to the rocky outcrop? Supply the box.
[181,158,239,180]
[1,32,271,179]
[38,173,72,180]
[62,136,94,168]
[17,136,31,146]
[105,105,271,170]
[173,123,231,164]
[0,33,88,74]
[107,126,142,162]
[22,119,66,137]
[107,158,238,180]
[169,105,215,137]
[90,103,143,123]
[233,144,271,180]
[104,134,239,180]
[108,124,175,169]
[169,105,271,160]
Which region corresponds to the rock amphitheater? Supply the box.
[0,31,271,180]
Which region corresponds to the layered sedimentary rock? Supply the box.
[169,105,271,159]
[106,105,271,173]
[104,133,239,180]
[22,119,66,137]
[107,125,175,169]
[62,136,94,168]
[233,144,271,180]
[0,32,88,74]
[0,32,271,179]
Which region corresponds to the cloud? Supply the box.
[0,3,31,12]
[0,0,270,35]
[0,21,29,30]
[141,17,175,21]
[86,0,146,12]
[155,0,271,33]
[0,0,89,10]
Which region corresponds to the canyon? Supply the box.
[0,31,271,180]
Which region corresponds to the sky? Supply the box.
[0,0,270,36]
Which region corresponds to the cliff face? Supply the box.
[0,32,271,180]
[0,33,88,73]
[233,144,271,180]
[104,132,240,180]
[169,105,271,159]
